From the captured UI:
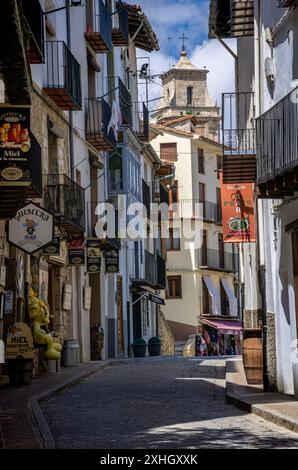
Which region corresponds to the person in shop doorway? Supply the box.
[230,335,236,355]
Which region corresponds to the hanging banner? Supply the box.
[0,107,31,184]
[104,249,119,273]
[68,236,85,266]
[8,203,54,254]
[42,236,61,256]
[87,238,102,274]
[220,175,256,243]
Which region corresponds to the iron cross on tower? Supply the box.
[179,33,188,53]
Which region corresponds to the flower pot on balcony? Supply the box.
[148,337,161,357]
[132,339,147,358]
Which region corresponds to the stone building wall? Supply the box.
[266,311,278,392]
[159,311,175,355]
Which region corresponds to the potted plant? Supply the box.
[132,338,147,358]
[148,337,161,357]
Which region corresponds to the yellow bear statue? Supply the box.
[28,289,62,361]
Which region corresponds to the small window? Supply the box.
[167,227,180,251]
[187,86,193,106]
[198,148,205,174]
[160,142,177,162]
[167,276,182,299]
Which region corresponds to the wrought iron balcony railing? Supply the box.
[112,0,129,46]
[171,200,222,224]
[43,41,82,110]
[256,86,298,196]
[142,179,151,218]
[156,253,166,289]
[198,248,238,273]
[44,174,85,234]
[22,0,45,63]
[107,76,132,126]
[133,250,167,289]
[86,98,117,151]
[85,0,112,53]
[222,91,256,183]
[135,102,149,141]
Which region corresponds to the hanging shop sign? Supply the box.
[6,322,34,360]
[220,176,256,243]
[42,236,61,256]
[87,238,102,274]
[8,203,54,254]
[0,107,31,184]
[148,293,165,306]
[104,249,119,274]
[68,237,85,266]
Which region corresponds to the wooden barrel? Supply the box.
[242,329,263,385]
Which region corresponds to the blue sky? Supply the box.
[128,0,236,110]
[135,0,210,61]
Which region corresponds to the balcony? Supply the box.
[22,0,45,63]
[43,41,82,110]
[156,253,166,289]
[0,133,42,219]
[133,251,167,289]
[209,0,254,39]
[135,102,149,142]
[256,87,298,198]
[107,76,132,126]
[85,0,112,53]
[222,92,256,183]
[86,98,117,151]
[44,174,85,234]
[142,179,151,218]
[112,0,129,46]
[198,248,238,273]
[171,200,222,224]
[86,201,120,251]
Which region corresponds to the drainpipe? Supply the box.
[254,0,269,392]
[66,0,74,179]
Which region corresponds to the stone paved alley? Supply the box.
[41,358,298,449]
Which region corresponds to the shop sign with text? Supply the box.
[8,203,54,254]
[87,239,102,274]
[0,106,31,184]
[220,176,256,243]
[68,237,85,266]
[104,249,119,273]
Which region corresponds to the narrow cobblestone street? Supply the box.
[41,358,298,449]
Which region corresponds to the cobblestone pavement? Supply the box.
[42,358,298,449]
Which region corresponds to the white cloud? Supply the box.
[190,39,236,107]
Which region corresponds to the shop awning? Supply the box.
[221,278,238,317]
[201,319,242,335]
[203,275,221,316]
